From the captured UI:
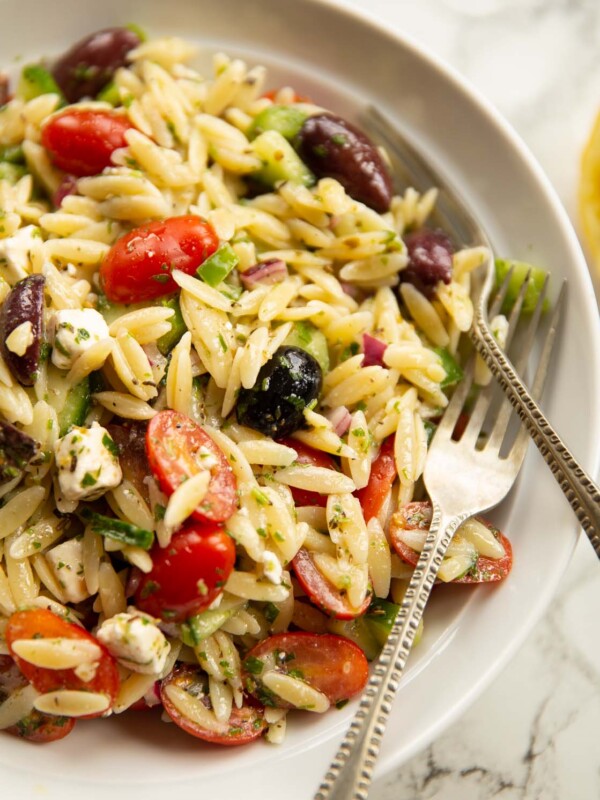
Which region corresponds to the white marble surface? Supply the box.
[331,1,600,798]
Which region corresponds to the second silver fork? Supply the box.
[315,257,563,800]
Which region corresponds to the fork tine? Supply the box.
[457,270,544,447]
[479,272,550,451]
[488,264,516,318]
[502,279,567,461]
[434,357,476,438]
[486,278,565,455]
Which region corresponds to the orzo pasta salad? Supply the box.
[0,26,522,746]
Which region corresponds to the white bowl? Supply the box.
[1,1,599,798]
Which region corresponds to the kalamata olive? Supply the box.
[236,346,323,438]
[295,113,393,213]
[0,274,45,386]
[400,228,454,296]
[51,27,141,103]
[0,419,40,482]
[0,74,9,107]
[106,421,150,503]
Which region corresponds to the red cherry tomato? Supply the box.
[7,707,76,742]
[292,547,371,620]
[278,438,339,507]
[146,410,237,524]
[0,655,75,742]
[242,632,368,708]
[5,609,119,718]
[135,521,236,622]
[160,665,267,745]
[41,109,132,176]
[99,215,219,303]
[355,436,396,524]
[389,501,513,583]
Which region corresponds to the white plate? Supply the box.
[1,1,599,798]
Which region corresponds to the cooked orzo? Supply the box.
[0,25,522,746]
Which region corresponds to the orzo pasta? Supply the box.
[0,25,524,747]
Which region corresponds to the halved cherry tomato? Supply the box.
[160,665,266,745]
[0,655,73,742]
[292,547,371,620]
[41,109,132,176]
[242,632,368,708]
[5,609,119,718]
[100,215,219,303]
[146,410,237,524]
[135,521,236,622]
[389,501,513,583]
[356,436,396,524]
[278,438,339,507]
[7,707,76,742]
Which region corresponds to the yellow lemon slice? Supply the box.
[579,109,600,270]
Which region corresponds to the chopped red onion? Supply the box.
[125,568,142,598]
[340,282,364,301]
[240,258,288,288]
[325,406,352,437]
[146,681,162,707]
[362,332,387,367]
[53,175,78,208]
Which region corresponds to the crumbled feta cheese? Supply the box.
[45,538,90,604]
[54,422,122,502]
[50,308,110,370]
[0,226,42,283]
[261,550,283,585]
[96,611,171,675]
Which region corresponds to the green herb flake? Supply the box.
[243,655,265,675]
[102,433,120,457]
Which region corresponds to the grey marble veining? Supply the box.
[333,1,600,798]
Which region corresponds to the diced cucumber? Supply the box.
[434,347,463,389]
[0,145,25,165]
[364,597,401,647]
[80,508,154,550]
[96,294,145,325]
[56,375,91,436]
[197,243,239,287]
[248,105,309,141]
[96,81,121,106]
[495,258,550,314]
[284,321,330,374]
[327,616,380,662]
[125,23,148,42]
[0,162,27,184]
[180,604,243,646]
[18,64,63,102]
[157,296,187,355]
[251,130,315,188]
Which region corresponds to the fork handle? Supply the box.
[314,507,468,800]
[471,320,600,558]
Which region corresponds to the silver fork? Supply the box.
[315,268,563,800]
[314,108,568,800]
[367,106,600,558]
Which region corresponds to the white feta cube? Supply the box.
[261,550,283,585]
[50,308,110,370]
[45,538,90,604]
[54,422,122,502]
[0,226,42,283]
[96,611,171,675]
